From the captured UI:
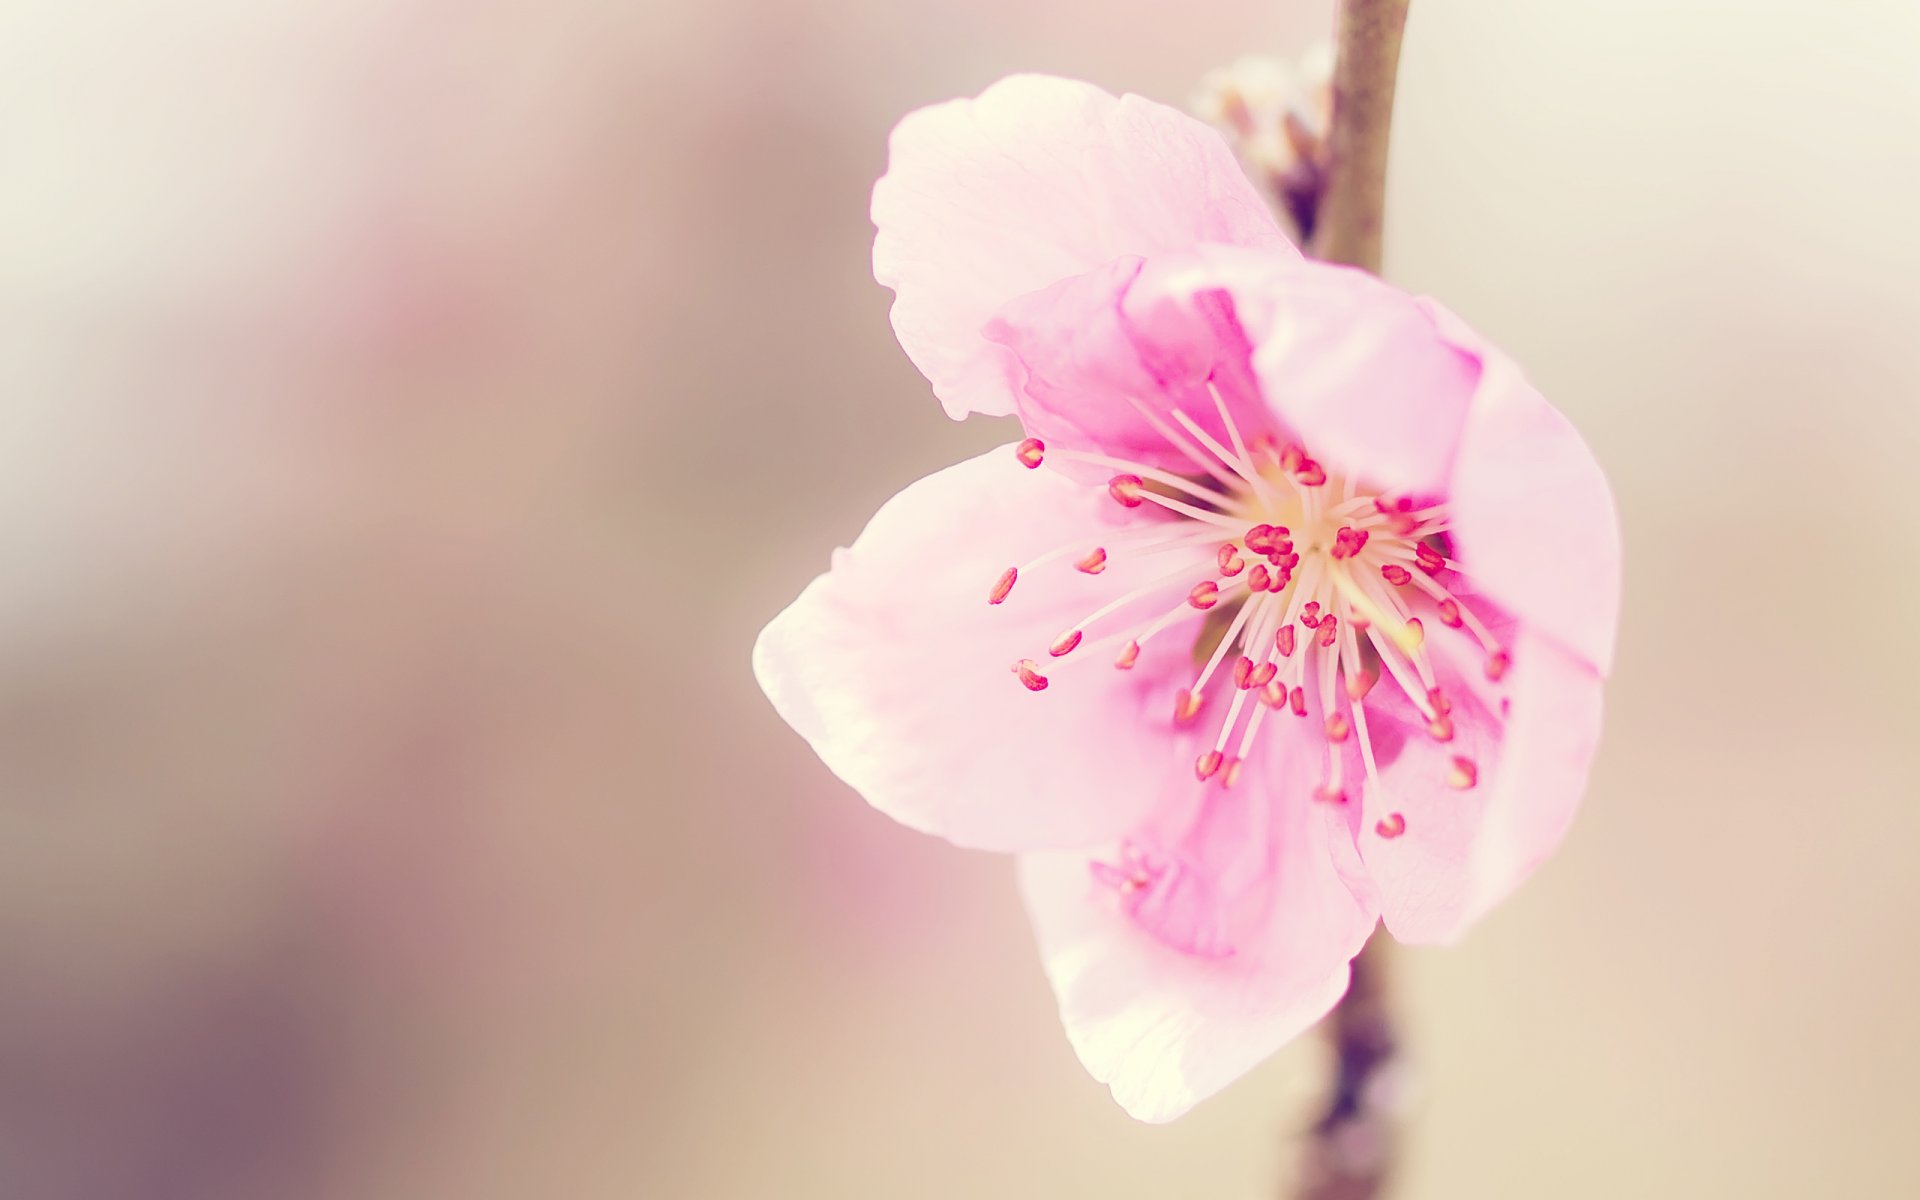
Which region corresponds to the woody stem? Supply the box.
[1309,0,1410,273]
[1294,2,1410,1198]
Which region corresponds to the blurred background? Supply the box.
[3,0,1918,1196]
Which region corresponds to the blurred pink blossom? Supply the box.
[755,75,1620,1122]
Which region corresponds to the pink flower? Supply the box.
[754,75,1620,1122]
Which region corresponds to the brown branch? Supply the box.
[1292,937,1401,1199]
[1309,0,1411,273]
[1293,3,1411,1196]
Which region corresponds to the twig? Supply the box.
[1293,2,1411,1196]
[1309,0,1411,273]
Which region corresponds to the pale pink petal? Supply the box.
[1354,624,1604,944]
[1018,723,1380,1122]
[753,445,1196,853]
[873,75,1292,421]
[1241,260,1480,497]
[1429,301,1622,674]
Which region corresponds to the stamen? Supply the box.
[1276,624,1296,657]
[989,567,1017,605]
[1345,668,1377,701]
[1448,756,1479,789]
[1015,438,1045,469]
[1076,547,1108,575]
[1171,409,1267,497]
[1381,564,1412,586]
[1216,544,1245,576]
[1246,562,1272,592]
[1173,688,1205,724]
[1123,395,1243,491]
[1375,812,1407,838]
[1109,474,1145,508]
[1325,713,1350,743]
[1114,640,1140,670]
[1054,449,1236,508]
[1195,749,1224,781]
[1012,659,1049,691]
[1486,649,1512,680]
[1188,581,1220,609]
[1437,599,1462,628]
[1317,614,1340,648]
[1049,630,1083,658]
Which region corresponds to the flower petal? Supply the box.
[754,445,1197,852]
[1355,624,1604,944]
[1241,260,1481,497]
[984,252,1281,481]
[873,75,1291,421]
[1018,723,1380,1122]
[1429,301,1622,674]
[988,246,1478,498]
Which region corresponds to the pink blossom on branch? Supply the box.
[754,75,1620,1123]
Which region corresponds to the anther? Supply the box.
[1279,444,1305,473]
[989,567,1017,605]
[1233,656,1255,689]
[1245,524,1286,554]
[1260,680,1287,708]
[1012,659,1049,692]
[1248,661,1276,688]
[1173,688,1204,724]
[1448,756,1479,789]
[1049,630,1083,658]
[1315,784,1347,804]
[1330,526,1370,559]
[1246,562,1272,592]
[1437,599,1463,628]
[1381,564,1412,586]
[1108,474,1145,508]
[1427,687,1452,714]
[1428,712,1455,742]
[1276,624,1296,657]
[1015,437,1046,469]
[1114,639,1140,670]
[1216,544,1245,576]
[1195,749,1224,781]
[1416,543,1445,575]
[1317,614,1339,648]
[1295,458,1327,487]
[1403,617,1425,648]
[1486,649,1512,681]
[1076,548,1108,575]
[1345,669,1378,701]
[1289,686,1307,716]
[1375,812,1407,838]
[1300,602,1321,629]
[1325,712,1351,743]
[1188,581,1220,609]
[1221,756,1243,788]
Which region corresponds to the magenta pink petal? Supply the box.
[984,250,1286,480]
[873,75,1292,422]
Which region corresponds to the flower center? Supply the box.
[992,384,1511,836]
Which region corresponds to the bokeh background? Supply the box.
[4,1,1918,1196]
